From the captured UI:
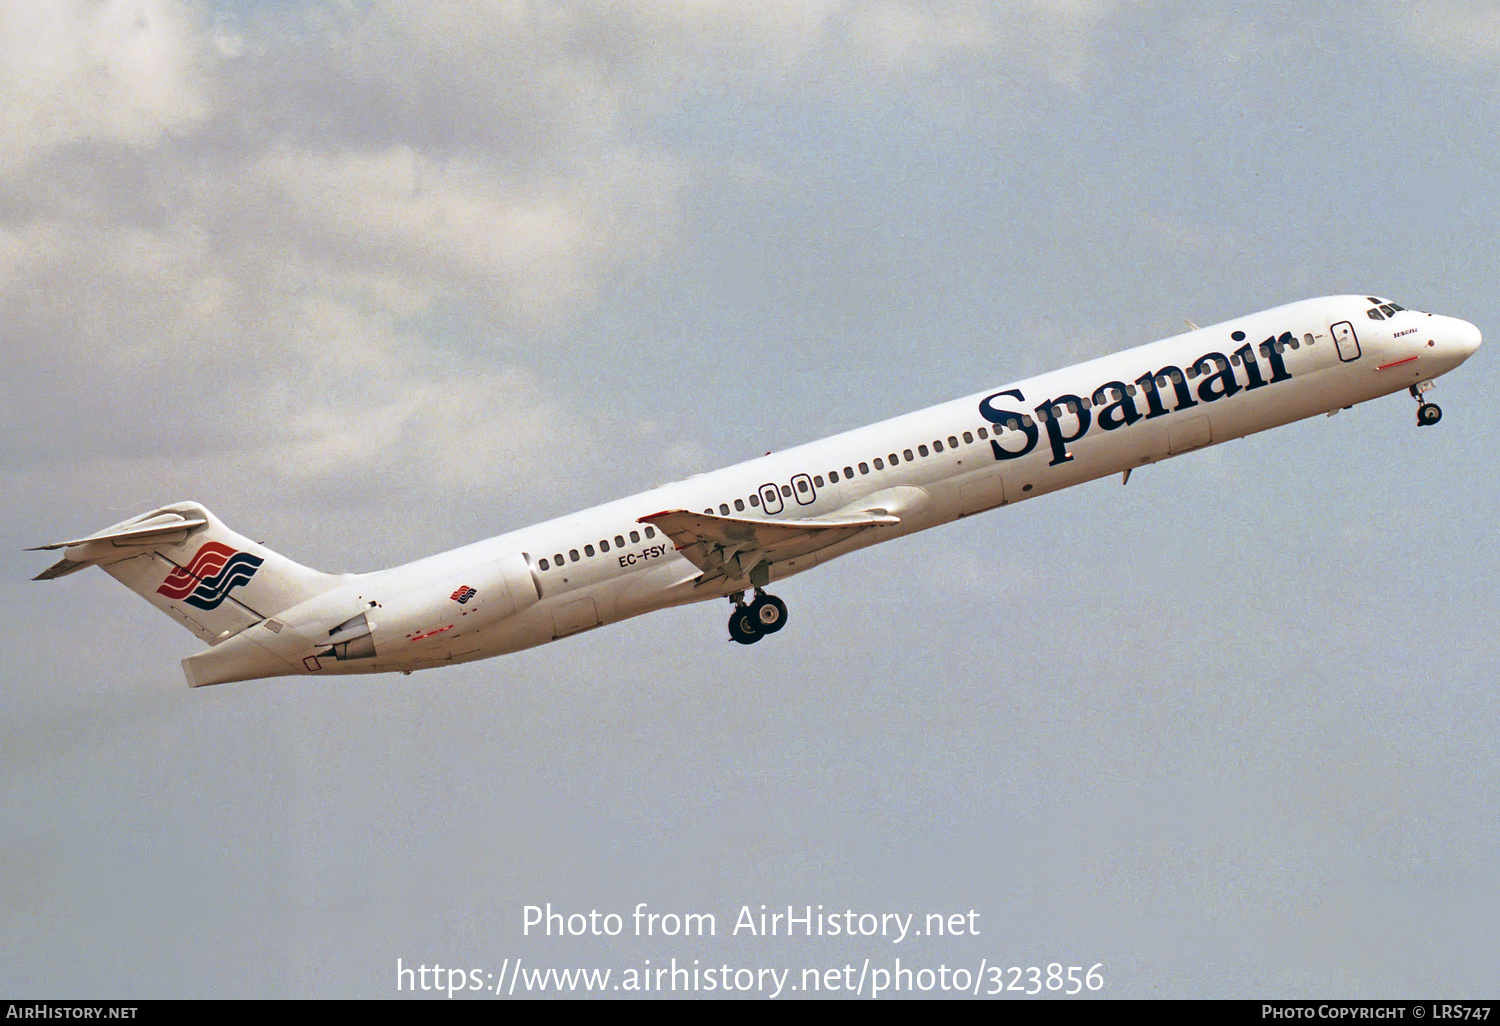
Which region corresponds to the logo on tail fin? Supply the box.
[158,542,264,611]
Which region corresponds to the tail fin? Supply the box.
[29,501,344,646]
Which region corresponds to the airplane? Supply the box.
[29,295,1481,688]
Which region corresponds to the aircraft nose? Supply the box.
[1454,318,1482,357]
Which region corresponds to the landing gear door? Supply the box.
[1332,321,1361,362]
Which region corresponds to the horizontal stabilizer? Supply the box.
[32,557,89,581]
[28,512,208,552]
[28,501,347,650]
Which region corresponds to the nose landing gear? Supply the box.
[1410,383,1442,427]
[727,590,788,645]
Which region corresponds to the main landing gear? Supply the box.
[1411,383,1442,427]
[728,589,788,645]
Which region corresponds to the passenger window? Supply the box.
[874,458,885,470]
[978,427,989,439]
[600,540,610,552]
[734,499,744,511]
[1022,415,1034,427]
[948,436,958,448]
[813,475,824,487]
[780,485,792,497]
[615,535,625,547]
[859,462,869,474]
[844,466,854,478]
[796,479,809,493]
[644,527,655,539]
[933,440,944,453]
[749,493,760,506]
[720,503,730,514]
[584,544,595,557]
[539,558,550,570]
[962,431,973,443]
[1304,333,1315,346]
[829,471,840,483]
[629,532,639,543]
[918,444,929,457]
[903,449,913,461]
[888,453,899,465]
[569,549,580,562]
[554,553,564,565]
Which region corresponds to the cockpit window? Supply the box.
[1379,304,1397,317]
[1367,308,1385,321]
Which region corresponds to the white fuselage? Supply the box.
[184,294,1481,685]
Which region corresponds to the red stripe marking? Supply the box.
[408,624,454,642]
[1377,356,1419,370]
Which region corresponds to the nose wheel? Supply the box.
[1410,384,1442,427]
[727,590,788,645]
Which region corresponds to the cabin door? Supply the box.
[1331,321,1361,362]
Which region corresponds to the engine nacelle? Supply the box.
[180,550,541,685]
[364,550,539,658]
[307,550,535,664]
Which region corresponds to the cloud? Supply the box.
[0,0,211,167]
[844,1,994,72]
[1404,1,1500,61]
[0,0,1138,533]
[250,144,682,325]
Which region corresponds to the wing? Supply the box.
[638,508,899,588]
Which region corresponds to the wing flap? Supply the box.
[638,508,899,586]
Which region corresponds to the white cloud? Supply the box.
[630,0,848,71]
[1404,1,1500,61]
[0,0,1138,531]
[0,0,211,167]
[845,1,993,71]
[251,144,683,325]
[254,361,578,495]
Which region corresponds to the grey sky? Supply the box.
[3,0,1497,998]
